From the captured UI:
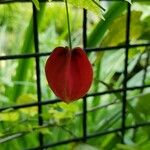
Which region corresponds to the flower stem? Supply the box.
[65,0,72,49]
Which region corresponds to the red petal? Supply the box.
[45,47,93,103]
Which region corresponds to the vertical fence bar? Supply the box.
[82,9,87,142]
[32,4,43,148]
[121,3,131,143]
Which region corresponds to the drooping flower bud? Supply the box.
[45,47,93,103]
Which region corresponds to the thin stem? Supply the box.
[65,0,72,49]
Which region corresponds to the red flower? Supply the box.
[45,47,93,103]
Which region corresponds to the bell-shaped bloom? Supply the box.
[45,47,93,103]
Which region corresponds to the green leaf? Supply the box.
[133,0,150,5]
[48,102,78,124]
[38,128,51,135]
[0,111,19,122]
[102,11,143,47]
[87,2,126,47]
[127,102,144,122]
[125,0,132,4]
[117,143,138,150]
[140,16,150,41]
[87,2,126,108]
[136,93,150,117]
[17,94,38,116]
[73,143,99,150]
[141,142,150,150]
[32,0,40,10]
[117,141,150,150]
[68,0,104,18]
[101,134,120,150]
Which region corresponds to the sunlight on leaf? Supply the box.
[125,0,132,4]
[73,143,99,150]
[87,2,126,47]
[17,94,37,117]
[38,128,51,135]
[48,102,79,124]
[68,0,104,19]
[32,0,40,10]
[102,11,143,47]
[0,112,19,122]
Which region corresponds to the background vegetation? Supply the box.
[0,0,150,149]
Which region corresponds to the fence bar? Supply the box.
[1,84,150,112]
[27,121,150,150]
[121,3,131,143]
[32,4,43,148]
[82,9,88,142]
[1,43,150,61]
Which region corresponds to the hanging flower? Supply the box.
[45,47,93,103]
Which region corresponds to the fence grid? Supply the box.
[0,0,150,150]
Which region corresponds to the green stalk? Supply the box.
[65,0,72,49]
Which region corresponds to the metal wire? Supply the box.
[32,4,43,148]
[121,3,131,143]
[26,121,150,150]
[0,84,150,112]
[0,43,150,61]
[82,9,88,143]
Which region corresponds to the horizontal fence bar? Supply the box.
[86,43,150,52]
[0,52,50,61]
[0,84,150,112]
[26,121,150,150]
[0,99,60,112]
[0,43,150,61]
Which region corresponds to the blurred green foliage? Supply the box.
[0,0,150,150]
